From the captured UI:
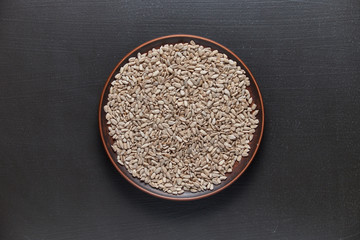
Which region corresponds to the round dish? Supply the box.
[99,34,264,200]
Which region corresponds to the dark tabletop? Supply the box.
[1,0,359,239]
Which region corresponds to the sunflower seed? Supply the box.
[104,41,259,195]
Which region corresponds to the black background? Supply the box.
[1,0,359,239]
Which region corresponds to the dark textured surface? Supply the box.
[0,0,359,239]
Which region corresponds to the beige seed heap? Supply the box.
[104,40,259,195]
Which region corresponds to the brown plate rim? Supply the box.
[98,34,265,201]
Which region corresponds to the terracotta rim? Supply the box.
[99,34,265,201]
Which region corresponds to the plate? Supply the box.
[99,34,264,200]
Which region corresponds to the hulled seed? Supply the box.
[104,40,259,195]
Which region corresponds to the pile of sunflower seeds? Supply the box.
[104,40,259,195]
